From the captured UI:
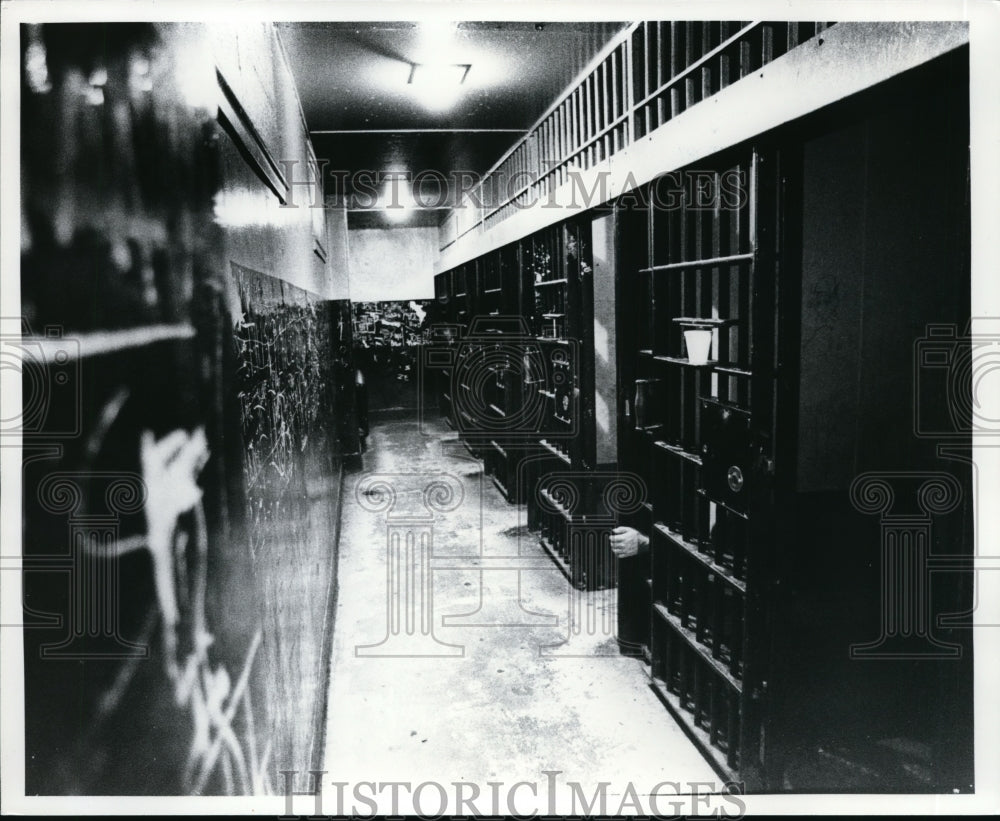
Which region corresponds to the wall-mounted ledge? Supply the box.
[436,21,969,275]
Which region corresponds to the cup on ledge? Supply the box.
[684,328,713,365]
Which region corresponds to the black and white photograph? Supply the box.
[1,1,999,816]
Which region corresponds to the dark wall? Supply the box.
[797,56,971,488]
[772,50,973,791]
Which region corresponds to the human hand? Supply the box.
[609,525,648,558]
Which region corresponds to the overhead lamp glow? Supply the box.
[407,63,470,111]
[383,203,411,223]
[380,179,415,223]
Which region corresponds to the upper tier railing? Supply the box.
[439,20,836,252]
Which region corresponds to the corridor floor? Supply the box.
[320,415,715,813]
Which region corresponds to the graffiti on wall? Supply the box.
[352,300,431,349]
[229,263,347,786]
[352,300,433,410]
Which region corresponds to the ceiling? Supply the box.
[276,21,627,228]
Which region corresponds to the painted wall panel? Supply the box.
[18,22,350,795]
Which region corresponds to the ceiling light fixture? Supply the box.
[407,63,470,111]
[407,63,470,87]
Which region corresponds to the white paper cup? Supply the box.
[684,329,713,365]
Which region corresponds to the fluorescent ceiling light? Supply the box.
[407,63,470,111]
[408,64,470,86]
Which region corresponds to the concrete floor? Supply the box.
[320,415,714,814]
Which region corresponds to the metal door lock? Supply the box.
[727,465,744,493]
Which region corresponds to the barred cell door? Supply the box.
[641,142,797,790]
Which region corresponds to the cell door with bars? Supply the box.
[643,144,792,790]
